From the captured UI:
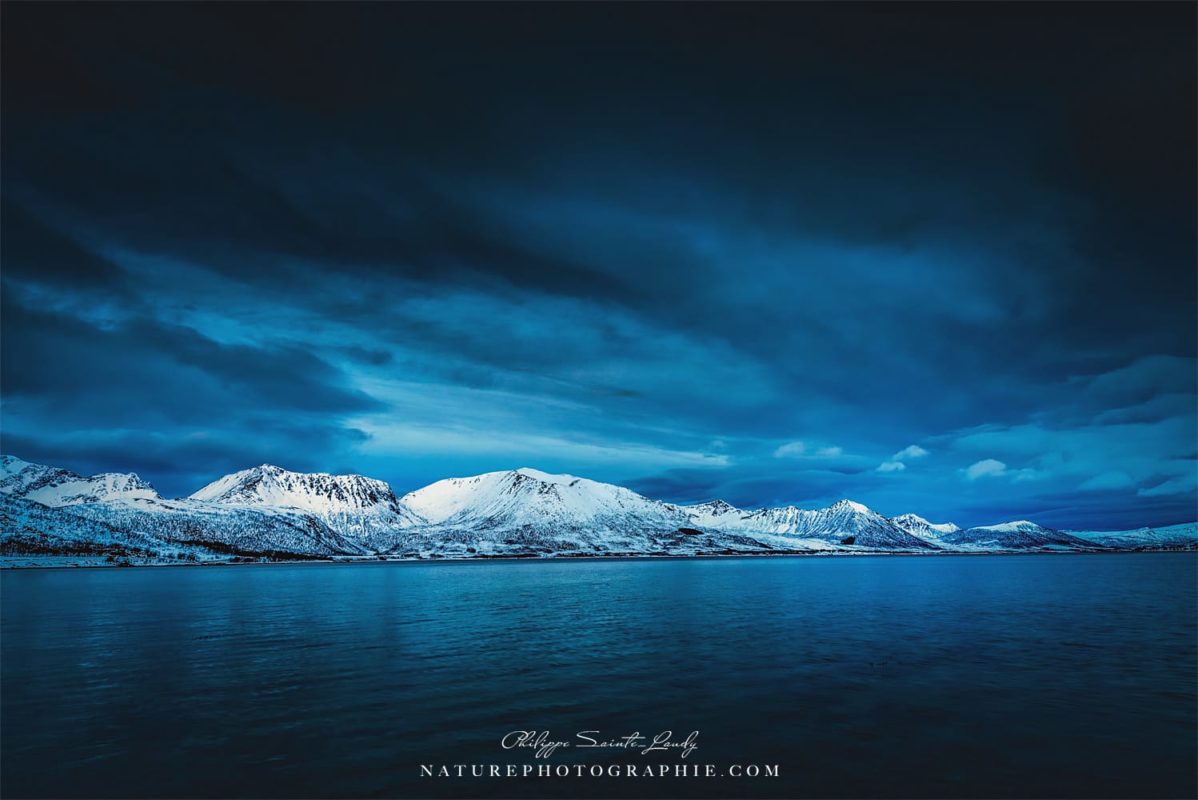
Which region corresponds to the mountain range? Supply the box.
[1,455,1193,566]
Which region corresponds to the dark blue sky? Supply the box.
[2,3,1194,528]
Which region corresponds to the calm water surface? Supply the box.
[2,554,1195,799]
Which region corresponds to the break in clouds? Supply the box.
[1,3,1194,528]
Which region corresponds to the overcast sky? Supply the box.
[2,3,1194,528]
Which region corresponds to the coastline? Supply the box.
[3,546,1193,571]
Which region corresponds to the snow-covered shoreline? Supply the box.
[5,546,1196,571]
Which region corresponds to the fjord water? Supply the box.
[2,555,1195,799]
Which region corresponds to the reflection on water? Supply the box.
[2,554,1195,798]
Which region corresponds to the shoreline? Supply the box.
[2,546,1194,571]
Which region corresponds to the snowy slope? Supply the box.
[2,455,1192,565]
[394,468,772,556]
[191,464,419,520]
[0,455,160,506]
[891,513,960,540]
[0,458,372,556]
[397,468,806,557]
[65,496,368,556]
[1067,522,1197,550]
[940,520,1099,551]
[405,468,681,528]
[680,499,751,527]
[189,464,423,549]
[0,492,237,565]
[677,499,938,550]
[726,500,939,550]
[397,473,940,556]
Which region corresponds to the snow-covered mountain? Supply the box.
[0,458,376,557]
[680,499,753,529]
[0,455,160,507]
[191,464,420,521]
[677,498,937,550]
[0,492,252,566]
[939,520,1098,551]
[65,496,366,556]
[189,464,423,548]
[405,467,679,528]
[891,513,960,540]
[724,500,939,550]
[1067,522,1198,551]
[1,455,1193,565]
[397,468,773,557]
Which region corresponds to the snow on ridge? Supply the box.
[0,455,34,478]
[3,454,1193,562]
[683,497,877,519]
[691,499,740,512]
[400,467,671,528]
[829,499,872,514]
[1067,522,1198,549]
[891,513,960,537]
[186,463,428,542]
[512,467,580,484]
[681,498,751,527]
[190,463,401,513]
[938,519,1099,551]
[0,455,160,507]
[969,520,1041,532]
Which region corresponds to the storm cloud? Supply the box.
[2,3,1194,527]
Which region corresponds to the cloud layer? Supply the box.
[1,4,1194,528]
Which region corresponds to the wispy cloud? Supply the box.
[1139,476,1196,497]
[965,459,1007,480]
[773,441,807,458]
[775,441,845,460]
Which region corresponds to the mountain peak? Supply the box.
[942,519,1092,550]
[0,454,33,476]
[682,498,747,527]
[189,464,404,517]
[972,520,1043,532]
[694,499,739,513]
[512,467,580,485]
[0,455,159,507]
[828,499,872,514]
[401,467,676,529]
[891,512,960,537]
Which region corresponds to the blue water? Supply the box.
[2,554,1195,799]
